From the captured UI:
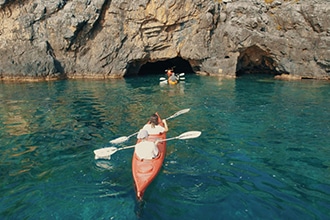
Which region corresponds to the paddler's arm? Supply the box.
[162,119,169,132]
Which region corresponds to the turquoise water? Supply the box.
[0,75,329,219]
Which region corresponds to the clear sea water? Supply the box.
[0,74,329,220]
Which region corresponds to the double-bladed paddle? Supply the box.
[94,131,202,160]
[109,108,190,144]
[159,73,185,84]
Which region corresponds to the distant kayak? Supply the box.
[168,79,179,85]
[159,73,185,85]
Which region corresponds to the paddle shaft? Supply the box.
[95,131,201,159]
[109,109,190,144]
[117,145,135,151]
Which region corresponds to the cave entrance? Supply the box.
[137,57,194,75]
[236,45,280,77]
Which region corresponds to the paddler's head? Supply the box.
[149,114,159,126]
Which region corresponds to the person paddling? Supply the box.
[168,72,178,84]
[142,113,168,135]
[165,67,174,78]
[135,130,159,159]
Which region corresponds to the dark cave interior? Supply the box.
[138,57,194,75]
[236,45,280,77]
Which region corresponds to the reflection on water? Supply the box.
[0,75,329,219]
[2,100,31,136]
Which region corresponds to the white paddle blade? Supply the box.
[109,136,128,144]
[159,77,167,81]
[179,73,185,76]
[176,108,190,114]
[166,108,190,120]
[94,147,118,160]
[160,80,168,85]
[178,131,202,140]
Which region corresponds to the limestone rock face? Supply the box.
[0,0,329,80]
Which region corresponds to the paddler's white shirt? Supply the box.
[142,124,165,135]
[135,140,159,159]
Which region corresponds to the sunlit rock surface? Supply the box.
[0,0,329,81]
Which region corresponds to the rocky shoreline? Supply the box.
[0,0,329,81]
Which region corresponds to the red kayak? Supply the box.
[132,114,166,200]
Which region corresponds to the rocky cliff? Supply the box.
[0,0,329,81]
